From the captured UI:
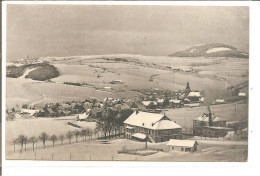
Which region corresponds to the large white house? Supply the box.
[124,111,182,143]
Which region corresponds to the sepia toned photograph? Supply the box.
[4,4,249,162]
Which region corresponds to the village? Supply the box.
[5,81,248,160]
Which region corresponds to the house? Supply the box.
[45,108,56,117]
[124,111,182,143]
[187,91,201,102]
[142,101,157,109]
[183,98,191,104]
[157,99,165,107]
[20,109,39,116]
[61,103,72,111]
[71,103,85,114]
[76,113,89,121]
[169,99,181,108]
[193,112,232,137]
[82,102,92,111]
[167,139,198,152]
[126,100,147,111]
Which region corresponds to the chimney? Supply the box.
[136,111,139,115]
[209,112,213,126]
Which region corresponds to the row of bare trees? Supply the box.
[12,127,99,153]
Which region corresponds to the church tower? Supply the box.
[185,82,191,96]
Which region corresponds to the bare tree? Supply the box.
[66,131,73,144]
[29,136,38,151]
[94,128,100,139]
[59,134,65,145]
[39,132,49,148]
[85,128,92,140]
[12,138,17,152]
[80,129,87,141]
[50,135,58,147]
[16,135,26,153]
[74,130,81,143]
[24,136,28,151]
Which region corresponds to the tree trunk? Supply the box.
[53,141,55,147]
[20,144,23,153]
[33,143,35,151]
[14,143,16,152]
[104,132,106,139]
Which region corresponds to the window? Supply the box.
[181,147,184,151]
[172,147,174,150]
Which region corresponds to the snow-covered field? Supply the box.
[6,55,248,108]
[6,138,247,162]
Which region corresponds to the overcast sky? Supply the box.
[6,5,249,59]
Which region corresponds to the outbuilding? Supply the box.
[167,139,198,152]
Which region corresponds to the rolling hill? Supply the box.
[169,43,249,58]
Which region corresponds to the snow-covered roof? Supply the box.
[142,101,157,107]
[184,98,191,102]
[21,109,39,115]
[124,111,181,130]
[188,92,201,97]
[238,92,246,96]
[132,133,146,140]
[78,113,89,120]
[213,117,223,122]
[151,120,181,130]
[124,111,164,128]
[157,99,165,103]
[167,139,198,148]
[169,99,181,104]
